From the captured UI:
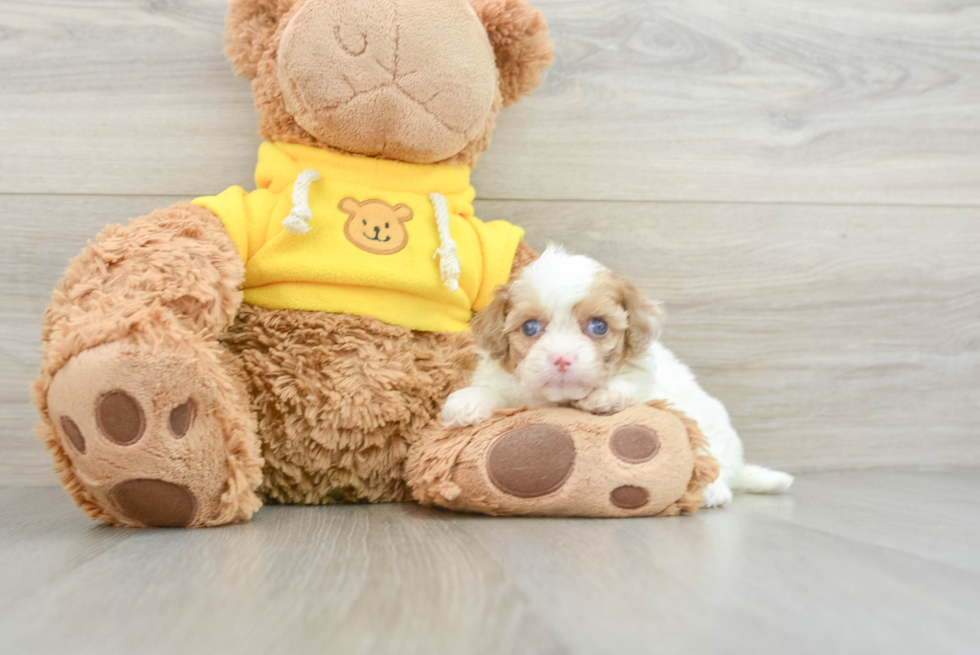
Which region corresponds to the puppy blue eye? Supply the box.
[521,320,542,337]
[385,223,389,229]
[588,318,608,336]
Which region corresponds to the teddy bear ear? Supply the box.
[225,0,292,79]
[393,205,414,222]
[471,0,555,107]
[338,197,361,215]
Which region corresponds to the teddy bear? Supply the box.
[33,0,716,528]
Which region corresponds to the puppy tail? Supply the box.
[731,464,794,494]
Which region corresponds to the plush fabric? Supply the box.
[405,401,719,517]
[472,0,555,107]
[192,142,524,332]
[230,0,552,167]
[277,0,498,163]
[32,203,263,527]
[223,305,477,504]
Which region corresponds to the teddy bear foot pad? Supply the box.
[406,402,717,517]
[46,340,259,527]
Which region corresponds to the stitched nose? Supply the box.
[552,354,573,373]
[373,226,380,236]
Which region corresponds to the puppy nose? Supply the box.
[373,226,380,235]
[552,354,574,373]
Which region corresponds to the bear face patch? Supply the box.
[339,197,413,255]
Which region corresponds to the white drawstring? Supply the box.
[429,192,461,292]
[282,169,321,235]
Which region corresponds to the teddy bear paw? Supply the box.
[410,403,716,517]
[46,340,259,527]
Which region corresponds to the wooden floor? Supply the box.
[0,469,978,655]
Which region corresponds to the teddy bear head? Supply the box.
[226,0,554,166]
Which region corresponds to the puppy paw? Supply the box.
[571,385,636,415]
[441,387,499,427]
[702,479,734,508]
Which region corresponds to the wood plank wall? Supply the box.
[1,0,977,485]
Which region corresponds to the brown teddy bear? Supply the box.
[33,0,716,528]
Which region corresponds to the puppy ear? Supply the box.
[471,0,555,107]
[507,241,539,282]
[225,0,292,78]
[618,277,664,360]
[471,284,512,360]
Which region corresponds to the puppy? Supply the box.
[441,245,793,507]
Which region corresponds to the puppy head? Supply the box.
[472,245,662,403]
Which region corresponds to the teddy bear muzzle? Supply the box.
[277,0,498,164]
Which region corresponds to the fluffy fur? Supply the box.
[222,304,477,505]
[442,245,794,506]
[32,203,263,526]
[407,400,720,517]
[472,0,555,107]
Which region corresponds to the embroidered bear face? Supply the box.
[339,197,413,255]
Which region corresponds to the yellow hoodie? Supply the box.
[192,142,524,333]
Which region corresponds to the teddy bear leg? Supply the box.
[44,337,262,527]
[33,203,263,527]
[407,401,721,517]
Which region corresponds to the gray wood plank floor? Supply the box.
[1,469,978,655]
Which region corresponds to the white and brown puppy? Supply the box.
[441,245,793,507]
